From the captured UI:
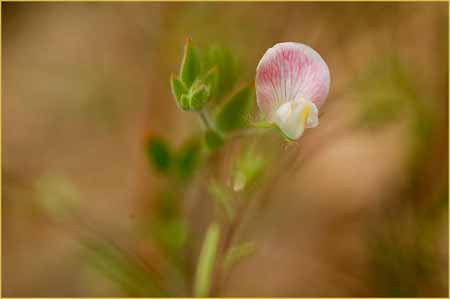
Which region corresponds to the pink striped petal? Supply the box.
[255,42,330,119]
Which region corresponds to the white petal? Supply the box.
[274,98,319,140]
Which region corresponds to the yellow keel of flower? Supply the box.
[299,105,311,126]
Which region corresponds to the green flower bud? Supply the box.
[189,83,210,110]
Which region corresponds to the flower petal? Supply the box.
[256,42,330,119]
[274,98,318,140]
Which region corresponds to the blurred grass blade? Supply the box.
[355,56,417,127]
[180,37,201,87]
[83,239,165,297]
[223,242,256,273]
[194,223,220,297]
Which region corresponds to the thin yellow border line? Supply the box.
[0,0,445,1]
[1,1,3,297]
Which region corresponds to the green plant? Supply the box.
[143,39,331,297]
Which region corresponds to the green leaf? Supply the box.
[146,138,171,173]
[215,83,255,134]
[180,38,201,87]
[204,130,224,151]
[204,45,238,100]
[180,94,190,110]
[223,242,256,272]
[194,223,220,297]
[175,137,201,180]
[170,75,189,110]
[203,67,219,96]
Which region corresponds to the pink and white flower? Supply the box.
[256,42,330,140]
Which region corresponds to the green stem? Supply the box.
[199,110,213,130]
[211,194,250,296]
[194,223,220,297]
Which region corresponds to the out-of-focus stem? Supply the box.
[227,127,271,139]
[199,110,213,130]
[211,194,251,296]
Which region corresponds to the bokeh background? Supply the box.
[2,2,448,297]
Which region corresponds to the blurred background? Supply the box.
[2,2,448,297]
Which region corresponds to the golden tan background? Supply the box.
[2,2,448,297]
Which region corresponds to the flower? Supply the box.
[255,42,330,140]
